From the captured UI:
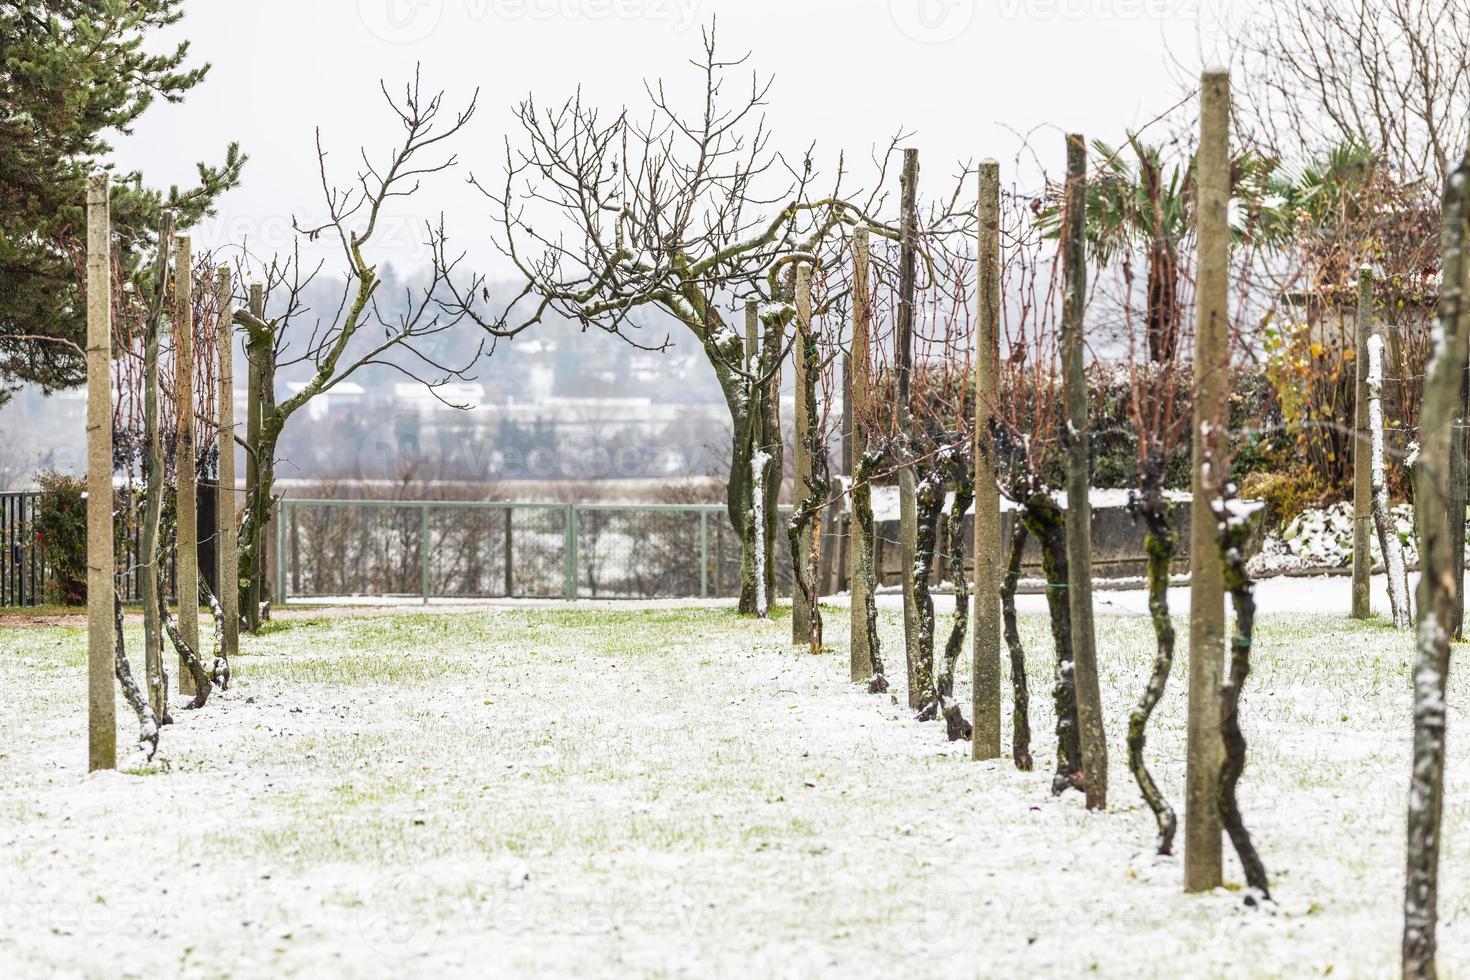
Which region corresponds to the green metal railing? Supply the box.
[274,498,795,604]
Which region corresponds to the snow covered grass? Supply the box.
[0,601,1463,977]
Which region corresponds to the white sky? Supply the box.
[113,0,1246,277]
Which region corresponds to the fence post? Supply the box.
[276,500,288,606]
[420,501,430,605]
[86,171,116,771]
[1185,66,1231,893]
[700,510,709,598]
[564,504,578,601]
[504,506,514,598]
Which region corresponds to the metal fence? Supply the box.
[275,499,800,603]
[1,492,818,606]
[1,492,43,606]
[0,490,175,608]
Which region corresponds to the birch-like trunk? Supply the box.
[114,596,160,763]
[1352,260,1373,618]
[1361,268,1412,629]
[85,172,116,772]
[1402,148,1470,980]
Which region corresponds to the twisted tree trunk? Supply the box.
[910,469,943,715]
[1021,491,1081,795]
[1128,475,1179,855]
[1215,492,1269,901]
[937,470,974,741]
[851,450,889,694]
[1001,518,1033,771]
[114,596,160,763]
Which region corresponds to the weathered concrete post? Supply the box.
[216,267,240,661]
[850,227,874,681]
[86,172,116,772]
[174,235,200,694]
[1351,264,1372,620]
[897,147,922,707]
[972,160,1003,761]
[1185,66,1231,893]
[244,283,264,632]
[792,262,816,644]
[1062,135,1108,809]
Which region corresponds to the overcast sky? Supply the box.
[113,0,1246,277]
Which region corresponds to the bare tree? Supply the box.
[464,25,971,613]
[1230,0,1470,190]
[230,69,485,629]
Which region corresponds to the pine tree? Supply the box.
[0,1,243,400]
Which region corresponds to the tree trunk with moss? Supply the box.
[910,468,944,720]
[1216,491,1269,900]
[1021,491,1081,795]
[1403,148,1470,980]
[1129,469,1179,854]
[740,304,785,617]
[1001,518,1034,770]
[852,449,889,694]
[790,264,822,648]
[937,466,974,741]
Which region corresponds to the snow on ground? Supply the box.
[0,593,1460,978]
